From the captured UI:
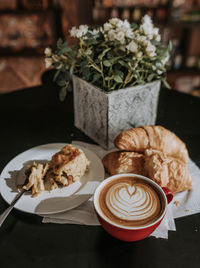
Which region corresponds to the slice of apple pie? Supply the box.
[46,144,90,189]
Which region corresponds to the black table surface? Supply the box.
[1,73,200,268]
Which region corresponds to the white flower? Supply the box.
[125,28,134,39]
[108,29,116,41]
[115,31,125,44]
[143,39,151,47]
[135,34,147,43]
[116,20,123,28]
[91,29,99,35]
[136,51,143,58]
[103,22,112,31]
[70,25,88,38]
[153,27,159,36]
[45,58,53,68]
[142,15,152,25]
[155,34,161,42]
[153,27,161,42]
[123,19,130,29]
[109,18,121,26]
[79,25,88,35]
[140,23,154,39]
[126,40,138,53]
[70,26,77,37]
[157,70,163,75]
[146,43,156,57]
[44,47,52,57]
[140,15,155,40]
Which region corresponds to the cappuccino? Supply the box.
[98,176,165,227]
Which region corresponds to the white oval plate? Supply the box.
[0,143,105,215]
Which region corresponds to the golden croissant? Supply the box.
[102,151,145,176]
[144,149,192,193]
[114,125,189,163]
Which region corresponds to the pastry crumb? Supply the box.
[174,201,180,206]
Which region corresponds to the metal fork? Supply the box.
[0,189,26,227]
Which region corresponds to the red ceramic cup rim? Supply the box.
[94,173,168,230]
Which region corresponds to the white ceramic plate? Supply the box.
[0,143,105,215]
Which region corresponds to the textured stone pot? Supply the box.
[72,75,161,150]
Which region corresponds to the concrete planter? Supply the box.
[72,75,161,150]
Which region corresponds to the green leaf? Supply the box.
[53,69,61,82]
[105,75,114,81]
[57,38,63,49]
[161,78,171,89]
[91,73,101,83]
[147,73,155,82]
[103,60,112,67]
[98,48,111,60]
[69,65,74,75]
[57,80,66,87]
[59,87,67,101]
[168,40,172,52]
[130,22,138,30]
[118,60,129,68]
[57,46,71,55]
[114,75,123,83]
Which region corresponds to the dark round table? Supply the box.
[0,72,200,268]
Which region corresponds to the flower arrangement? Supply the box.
[45,15,171,100]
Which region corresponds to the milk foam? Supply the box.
[105,181,159,221]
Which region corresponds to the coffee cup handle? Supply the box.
[162,187,173,204]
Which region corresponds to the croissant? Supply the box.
[114,125,189,163]
[144,149,192,193]
[102,151,145,176]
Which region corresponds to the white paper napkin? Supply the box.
[42,141,200,239]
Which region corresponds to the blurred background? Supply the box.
[0,0,199,97]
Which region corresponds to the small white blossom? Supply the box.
[103,22,112,31]
[140,15,155,40]
[70,26,77,37]
[146,43,156,57]
[108,29,116,41]
[115,31,125,44]
[157,70,163,75]
[140,23,154,39]
[126,40,138,53]
[109,18,121,26]
[70,25,88,38]
[79,25,88,35]
[45,58,53,68]
[135,34,147,43]
[92,29,99,35]
[123,19,131,29]
[155,34,161,42]
[153,27,159,36]
[125,28,134,39]
[136,51,143,58]
[44,47,52,57]
[116,20,124,28]
[143,14,152,25]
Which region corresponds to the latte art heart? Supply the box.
[105,181,160,222]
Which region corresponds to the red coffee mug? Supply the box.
[93,174,173,242]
